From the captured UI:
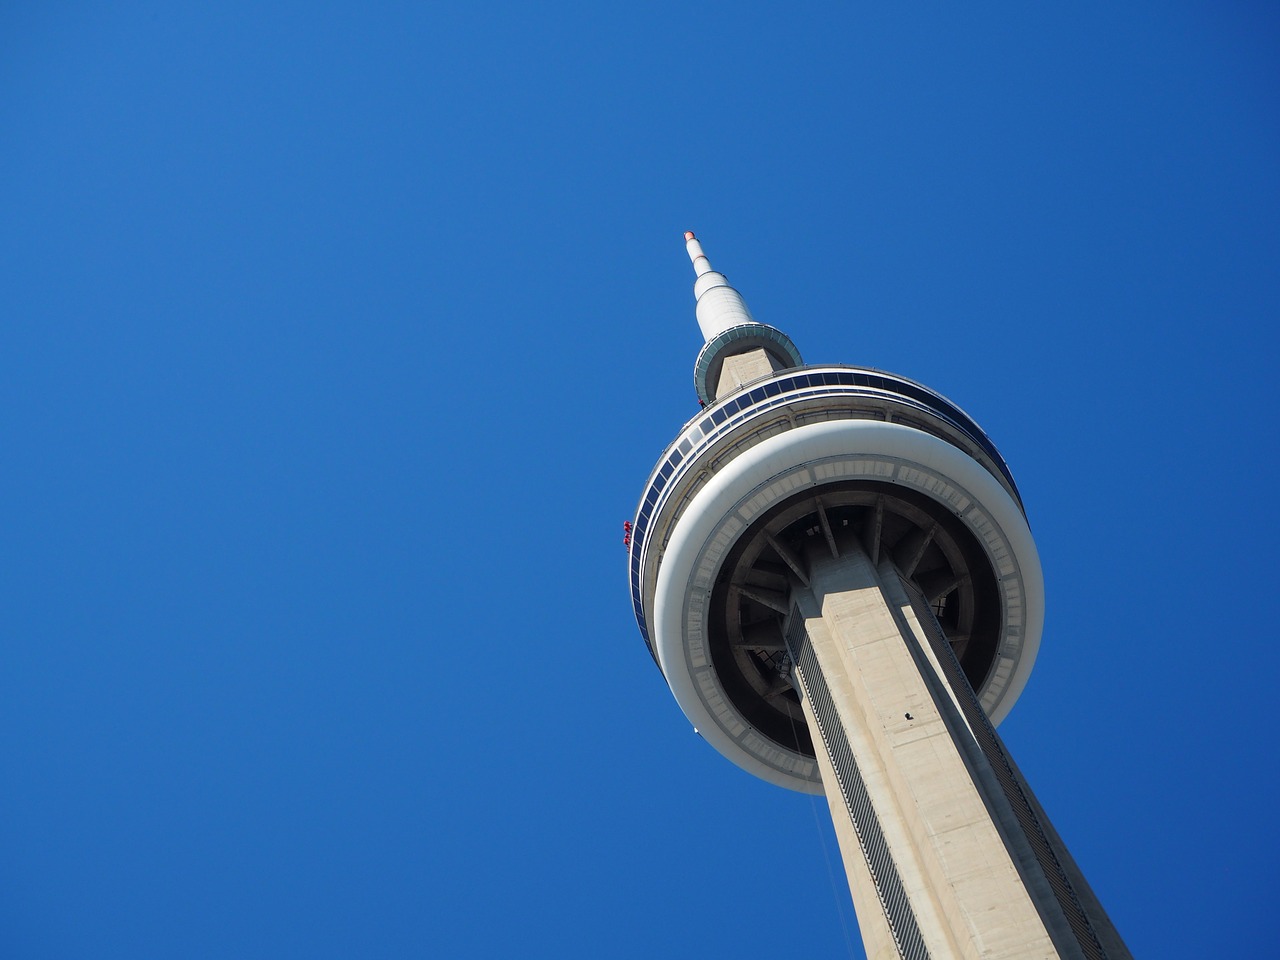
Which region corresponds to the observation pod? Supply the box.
[629,234,1044,793]
[627,234,1131,960]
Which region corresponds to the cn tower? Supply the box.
[627,234,1131,959]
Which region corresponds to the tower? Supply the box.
[627,234,1131,959]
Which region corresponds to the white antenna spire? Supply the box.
[684,231,755,342]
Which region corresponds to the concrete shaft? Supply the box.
[714,346,787,398]
[787,542,1128,960]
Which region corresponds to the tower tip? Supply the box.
[685,231,712,277]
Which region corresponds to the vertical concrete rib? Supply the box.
[787,612,934,960]
[892,572,1130,960]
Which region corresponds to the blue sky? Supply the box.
[1,3,1277,957]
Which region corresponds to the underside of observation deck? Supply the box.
[708,479,1003,761]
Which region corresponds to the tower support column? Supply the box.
[786,543,1076,960]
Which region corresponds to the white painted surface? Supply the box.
[683,232,755,341]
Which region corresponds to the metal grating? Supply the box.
[785,612,931,960]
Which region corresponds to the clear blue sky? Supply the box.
[2,3,1277,957]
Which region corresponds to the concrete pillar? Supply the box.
[714,346,787,398]
[787,543,1081,959]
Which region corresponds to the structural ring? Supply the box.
[652,419,1044,793]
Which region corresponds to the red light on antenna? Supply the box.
[684,231,696,241]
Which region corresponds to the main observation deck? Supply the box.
[629,361,1043,791]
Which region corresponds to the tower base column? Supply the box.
[786,543,1071,959]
